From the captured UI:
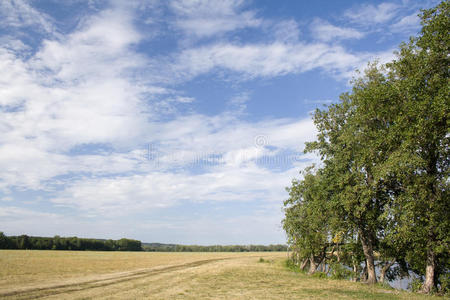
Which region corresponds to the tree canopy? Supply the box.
[283,1,449,294]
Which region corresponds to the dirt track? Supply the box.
[0,258,228,299]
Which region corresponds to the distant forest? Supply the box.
[0,232,287,252]
[142,243,287,252]
[0,232,142,251]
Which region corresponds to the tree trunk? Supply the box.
[352,262,358,282]
[309,255,317,274]
[359,230,377,284]
[361,261,368,282]
[379,260,395,283]
[300,258,308,271]
[421,248,436,294]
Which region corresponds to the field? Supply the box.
[0,250,440,299]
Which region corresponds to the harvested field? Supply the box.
[0,250,438,299]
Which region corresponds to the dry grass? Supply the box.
[0,250,440,299]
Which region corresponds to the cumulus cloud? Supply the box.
[0,4,153,189]
[0,0,409,243]
[0,0,395,196]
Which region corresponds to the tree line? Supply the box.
[0,232,142,251]
[142,243,287,252]
[283,1,448,295]
[0,233,287,253]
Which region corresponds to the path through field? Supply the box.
[0,251,436,299]
[0,257,235,299]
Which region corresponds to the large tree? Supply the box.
[283,168,334,274]
[383,1,449,293]
[284,1,448,292]
[305,64,398,284]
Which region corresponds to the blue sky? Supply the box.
[0,0,438,244]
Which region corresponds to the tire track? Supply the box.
[0,257,230,299]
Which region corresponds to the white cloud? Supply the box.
[0,0,55,34]
[272,19,301,43]
[146,114,316,159]
[391,12,420,33]
[172,41,390,80]
[0,4,158,190]
[36,110,318,215]
[0,206,59,219]
[310,19,364,42]
[175,96,195,103]
[228,92,250,113]
[0,0,396,196]
[0,0,405,244]
[51,160,311,216]
[345,2,399,25]
[0,36,30,53]
[170,0,261,37]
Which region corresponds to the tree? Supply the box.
[17,235,31,250]
[383,1,450,293]
[0,232,10,249]
[283,167,339,274]
[284,2,448,292]
[305,64,399,283]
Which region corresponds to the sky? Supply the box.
[0,0,439,245]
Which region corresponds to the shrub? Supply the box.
[329,262,352,280]
[438,273,449,295]
[312,272,327,279]
[408,278,423,292]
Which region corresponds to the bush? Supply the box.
[312,272,327,279]
[438,273,449,294]
[284,259,303,273]
[329,262,352,280]
[408,278,423,292]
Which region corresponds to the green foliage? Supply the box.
[142,243,287,252]
[0,233,143,251]
[117,238,142,251]
[329,262,353,280]
[438,273,450,294]
[1,234,287,253]
[311,272,327,279]
[258,258,274,264]
[383,1,449,292]
[408,278,424,293]
[283,1,449,292]
[282,167,339,271]
[0,232,11,249]
[284,259,298,271]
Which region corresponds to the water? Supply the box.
[318,261,420,291]
[377,263,420,290]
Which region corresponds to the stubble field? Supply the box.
[0,250,439,299]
